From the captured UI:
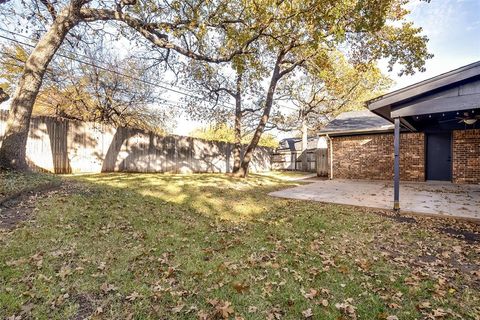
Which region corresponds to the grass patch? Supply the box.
[0,172,479,319]
[0,170,59,199]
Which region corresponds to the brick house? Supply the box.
[317,61,480,208]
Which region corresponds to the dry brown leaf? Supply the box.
[172,303,185,314]
[216,300,234,319]
[303,288,318,300]
[232,281,250,293]
[125,291,141,302]
[302,308,313,318]
[248,306,258,313]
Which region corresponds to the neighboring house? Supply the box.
[277,137,321,151]
[316,61,480,209]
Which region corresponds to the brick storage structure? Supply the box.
[331,132,425,181]
[452,129,480,184]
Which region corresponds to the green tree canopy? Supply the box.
[190,123,279,148]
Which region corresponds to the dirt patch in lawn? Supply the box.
[376,210,418,224]
[0,181,65,230]
[439,227,480,243]
[70,293,97,320]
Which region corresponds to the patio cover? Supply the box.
[366,61,480,210]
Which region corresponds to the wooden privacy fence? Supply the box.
[271,149,317,172]
[271,148,328,176]
[0,110,272,174]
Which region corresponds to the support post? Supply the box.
[327,134,333,180]
[393,118,400,210]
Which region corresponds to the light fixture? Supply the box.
[464,118,478,125]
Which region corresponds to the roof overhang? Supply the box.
[366,61,480,125]
[391,93,480,118]
[318,127,394,137]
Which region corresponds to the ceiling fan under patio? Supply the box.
[439,111,480,125]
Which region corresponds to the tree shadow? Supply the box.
[22,116,72,173]
[75,172,296,222]
[2,114,272,174]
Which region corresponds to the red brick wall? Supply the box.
[331,132,425,181]
[452,129,480,184]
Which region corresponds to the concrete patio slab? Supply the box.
[269,179,480,221]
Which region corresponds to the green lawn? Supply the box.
[0,172,479,319]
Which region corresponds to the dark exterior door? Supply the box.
[426,132,452,181]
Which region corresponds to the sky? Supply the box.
[386,0,480,90]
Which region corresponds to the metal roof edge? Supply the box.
[318,127,394,137]
[367,60,480,109]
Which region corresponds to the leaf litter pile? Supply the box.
[0,173,479,319]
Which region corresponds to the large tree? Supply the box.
[0,0,262,170]
[177,0,432,177]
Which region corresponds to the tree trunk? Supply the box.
[236,56,283,177]
[0,88,9,104]
[232,73,243,174]
[301,116,308,171]
[0,10,78,170]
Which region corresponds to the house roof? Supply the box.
[278,136,319,151]
[318,110,394,136]
[367,60,480,122]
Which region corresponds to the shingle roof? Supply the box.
[319,110,394,135]
[278,110,394,150]
[278,137,319,151]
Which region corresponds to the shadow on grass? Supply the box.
[73,173,301,222]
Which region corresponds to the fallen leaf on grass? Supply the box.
[417,301,432,310]
[100,282,117,294]
[302,308,313,318]
[248,306,258,313]
[171,303,185,314]
[125,291,142,301]
[303,288,318,300]
[197,309,209,320]
[432,308,448,318]
[208,299,234,319]
[57,265,72,280]
[232,281,250,293]
[266,306,283,320]
[335,298,357,319]
[6,258,27,267]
